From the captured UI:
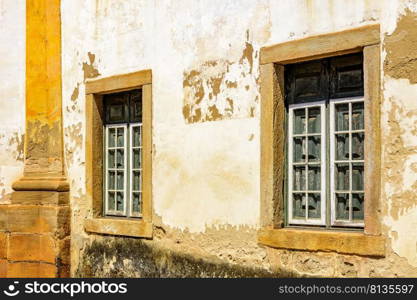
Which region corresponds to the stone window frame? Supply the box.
[259,24,385,257]
[84,70,153,238]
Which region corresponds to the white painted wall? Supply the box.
[58,0,417,272]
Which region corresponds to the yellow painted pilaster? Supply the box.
[13,0,67,189]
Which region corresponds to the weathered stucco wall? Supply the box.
[381,1,417,269]
[58,0,417,277]
[0,0,25,204]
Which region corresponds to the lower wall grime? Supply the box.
[75,236,297,278]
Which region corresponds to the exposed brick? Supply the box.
[8,234,56,264]
[0,232,7,259]
[7,262,56,278]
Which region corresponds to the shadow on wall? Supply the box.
[76,238,299,278]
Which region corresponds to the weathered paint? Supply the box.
[381,6,417,268]
[1,0,417,277]
[57,0,417,277]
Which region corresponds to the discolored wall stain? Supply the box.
[384,9,417,83]
[82,52,101,80]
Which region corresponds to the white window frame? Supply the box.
[129,123,143,218]
[288,101,326,226]
[330,96,365,227]
[104,124,128,217]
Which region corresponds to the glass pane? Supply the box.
[308,166,320,191]
[293,166,306,191]
[109,104,125,122]
[335,163,350,191]
[133,171,141,191]
[133,126,141,147]
[133,149,141,169]
[335,103,349,131]
[307,107,321,133]
[307,193,321,219]
[293,137,305,163]
[308,136,321,162]
[108,150,115,168]
[132,192,141,214]
[352,163,364,191]
[293,109,306,134]
[335,193,349,220]
[116,149,124,168]
[117,171,124,190]
[335,134,349,160]
[352,133,364,160]
[292,193,306,219]
[352,102,364,130]
[108,171,115,190]
[116,192,124,212]
[352,193,364,220]
[108,128,116,147]
[117,128,124,147]
[108,192,115,211]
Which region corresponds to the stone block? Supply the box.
[7,262,56,278]
[8,234,56,264]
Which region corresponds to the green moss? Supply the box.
[76,238,298,278]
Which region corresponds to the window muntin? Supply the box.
[105,124,128,216]
[288,102,326,225]
[285,53,364,228]
[330,97,364,227]
[103,89,143,218]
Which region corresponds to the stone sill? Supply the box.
[84,218,153,238]
[258,228,385,257]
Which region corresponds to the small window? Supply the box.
[103,89,143,217]
[285,53,364,228]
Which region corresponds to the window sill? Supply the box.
[84,218,153,238]
[258,228,385,257]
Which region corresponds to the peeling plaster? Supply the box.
[384,9,417,83]
[182,33,260,123]
[82,52,100,80]
[381,6,417,267]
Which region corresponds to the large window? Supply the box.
[103,89,143,218]
[285,53,364,228]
